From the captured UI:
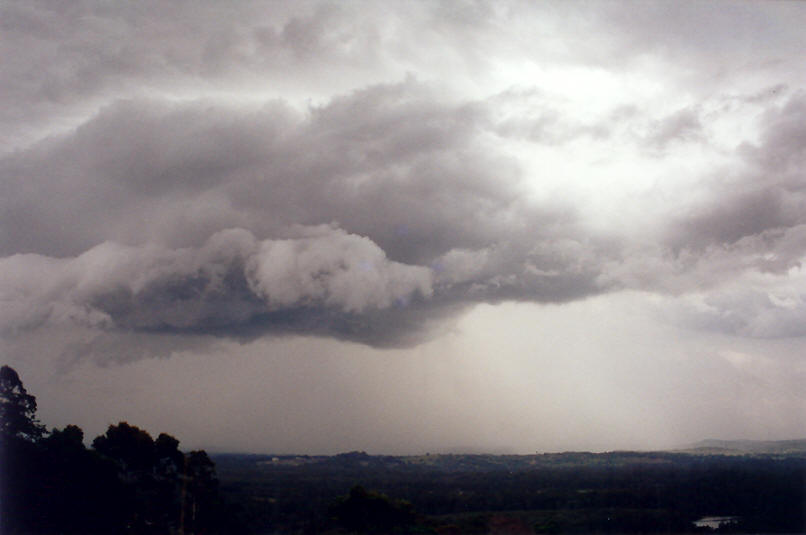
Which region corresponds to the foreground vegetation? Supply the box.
[0,365,241,534]
[3,364,805,534]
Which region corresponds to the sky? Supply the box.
[2,0,806,454]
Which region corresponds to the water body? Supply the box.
[693,516,740,529]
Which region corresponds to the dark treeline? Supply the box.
[0,365,242,534]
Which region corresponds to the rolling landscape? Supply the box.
[210,445,806,534]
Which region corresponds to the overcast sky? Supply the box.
[3,0,806,454]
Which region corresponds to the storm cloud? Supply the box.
[0,77,633,349]
[1,0,806,349]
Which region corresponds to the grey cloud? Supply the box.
[7,0,806,357]
[0,226,431,323]
[0,82,620,351]
[671,189,797,252]
[607,92,806,337]
[741,93,806,182]
[668,285,806,339]
[9,78,806,352]
[0,0,539,152]
[0,1,398,150]
[7,0,758,152]
[664,93,806,257]
[1,82,532,260]
[0,227,436,346]
[489,91,709,151]
[0,222,612,349]
[666,94,806,266]
[495,111,602,146]
[735,83,788,105]
[644,107,704,151]
[246,226,433,312]
[488,88,626,146]
[605,225,806,298]
[433,235,616,304]
[593,1,806,77]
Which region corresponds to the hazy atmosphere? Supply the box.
[3,0,806,454]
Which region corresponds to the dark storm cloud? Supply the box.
[0,227,434,345]
[4,80,806,350]
[5,0,806,357]
[0,80,621,349]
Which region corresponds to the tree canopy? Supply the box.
[0,364,45,441]
[0,364,235,535]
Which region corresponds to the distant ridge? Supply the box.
[682,438,806,454]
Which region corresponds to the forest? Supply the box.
[2,364,805,534]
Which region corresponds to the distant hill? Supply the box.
[682,439,806,454]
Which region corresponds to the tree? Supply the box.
[92,421,156,476]
[0,368,237,534]
[182,449,224,533]
[1,365,47,534]
[0,365,45,442]
[330,485,416,533]
[91,423,233,533]
[39,425,129,534]
[155,432,184,476]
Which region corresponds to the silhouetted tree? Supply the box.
[38,424,128,534]
[93,421,156,477]
[46,423,84,449]
[151,432,186,529]
[92,422,174,532]
[90,423,235,533]
[0,365,46,534]
[0,364,45,441]
[182,449,226,533]
[156,432,184,475]
[0,366,237,534]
